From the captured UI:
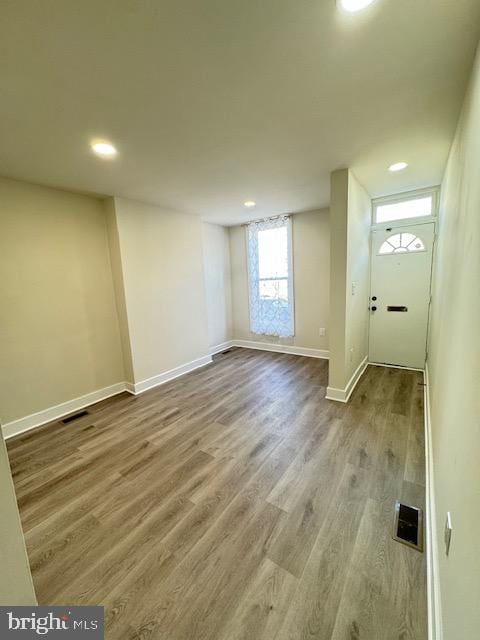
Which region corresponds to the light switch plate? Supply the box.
[444,512,452,556]
[319,328,326,337]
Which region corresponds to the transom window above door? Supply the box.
[379,232,425,255]
[373,188,438,225]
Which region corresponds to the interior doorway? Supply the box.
[369,221,435,369]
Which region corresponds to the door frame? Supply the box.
[367,218,437,371]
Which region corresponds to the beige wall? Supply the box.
[201,223,232,349]
[346,171,371,380]
[328,169,371,392]
[0,183,221,422]
[328,170,349,389]
[0,177,124,425]
[111,197,210,383]
[428,45,480,640]
[104,199,135,382]
[228,209,330,351]
[0,436,36,604]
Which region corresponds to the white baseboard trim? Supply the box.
[2,382,127,440]
[2,342,326,441]
[232,339,329,360]
[2,341,329,440]
[424,364,443,640]
[368,361,425,373]
[2,355,214,439]
[325,356,369,403]
[124,382,136,395]
[210,340,235,356]
[128,355,213,395]
[324,386,347,402]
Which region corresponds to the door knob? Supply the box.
[371,306,377,311]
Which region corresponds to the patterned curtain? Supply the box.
[246,216,294,337]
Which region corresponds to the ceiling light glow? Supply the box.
[244,201,256,208]
[338,0,376,12]
[91,141,117,157]
[389,162,408,172]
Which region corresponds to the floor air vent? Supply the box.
[393,501,423,551]
[62,410,89,424]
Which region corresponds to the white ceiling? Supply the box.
[1,0,479,225]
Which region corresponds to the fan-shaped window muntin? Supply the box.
[379,232,425,255]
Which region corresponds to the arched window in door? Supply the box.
[379,232,425,255]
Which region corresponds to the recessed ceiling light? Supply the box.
[244,201,256,208]
[338,0,376,12]
[91,141,117,157]
[389,162,408,172]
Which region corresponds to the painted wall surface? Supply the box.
[111,197,210,383]
[428,45,480,640]
[328,169,371,392]
[201,223,232,349]
[229,209,330,351]
[0,436,36,604]
[345,171,371,380]
[104,198,135,383]
[328,170,349,389]
[0,177,124,424]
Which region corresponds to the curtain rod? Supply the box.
[241,213,291,227]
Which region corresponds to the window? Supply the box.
[246,216,294,337]
[379,232,425,255]
[374,190,437,224]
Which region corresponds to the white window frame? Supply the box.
[377,231,427,256]
[372,186,440,229]
[245,216,295,338]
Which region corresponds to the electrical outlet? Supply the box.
[319,328,326,337]
[445,512,452,555]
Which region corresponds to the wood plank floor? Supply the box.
[7,348,427,640]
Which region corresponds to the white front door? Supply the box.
[369,222,435,369]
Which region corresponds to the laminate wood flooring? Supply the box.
[7,348,427,639]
